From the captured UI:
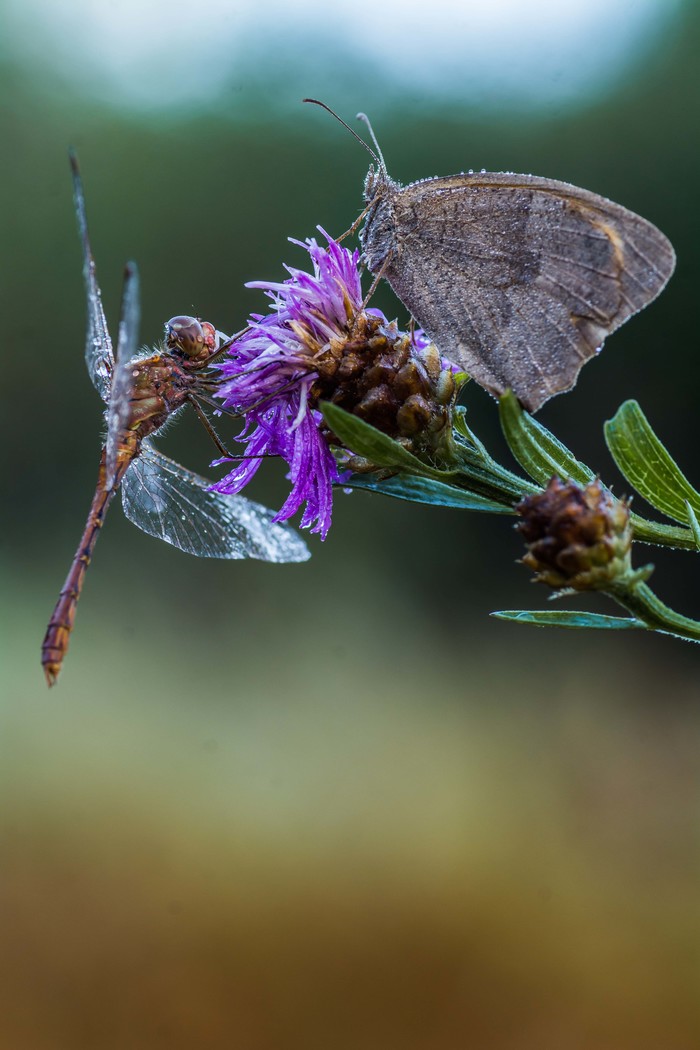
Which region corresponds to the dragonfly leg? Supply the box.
[188,396,237,459]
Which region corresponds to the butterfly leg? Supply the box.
[336,201,374,245]
[361,254,392,311]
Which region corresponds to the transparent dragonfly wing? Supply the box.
[70,151,114,403]
[120,442,310,563]
[104,263,140,490]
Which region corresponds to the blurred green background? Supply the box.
[2,0,700,1046]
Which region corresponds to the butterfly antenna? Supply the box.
[355,113,387,175]
[302,98,382,169]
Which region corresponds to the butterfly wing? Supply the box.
[69,151,114,403]
[368,173,675,412]
[121,441,310,563]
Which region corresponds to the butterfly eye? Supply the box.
[165,315,206,357]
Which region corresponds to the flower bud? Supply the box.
[516,477,632,590]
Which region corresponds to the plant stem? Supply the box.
[609,580,700,643]
[629,516,697,551]
[454,431,698,551]
[451,439,537,508]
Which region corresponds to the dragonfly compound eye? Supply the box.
[165,315,206,357]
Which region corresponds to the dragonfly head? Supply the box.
[165,315,221,365]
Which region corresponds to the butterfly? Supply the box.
[306,101,675,413]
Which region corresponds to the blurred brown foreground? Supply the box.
[1,627,698,1050]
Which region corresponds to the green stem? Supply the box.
[629,516,698,551]
[453,431,697,551]
[609,580,700,643]
[450,440,537,508]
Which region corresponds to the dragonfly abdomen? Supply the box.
[41,447,133,687]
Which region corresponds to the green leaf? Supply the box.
[498,392,696,550]
[498,390,595,487]
[453,407,472,441]
[605,401,700,525]
[452,407,488,458]
[342,472,513,513]
[491,609,646,631]
[685,501,700,551]
[321,401,451,481]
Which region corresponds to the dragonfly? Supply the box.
[41,155,310,687]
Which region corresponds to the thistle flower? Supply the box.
[212,232,459,538]
[516,477,633,590]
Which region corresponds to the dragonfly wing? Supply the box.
[104,263,140,490]
[70,151,114,403]
[121,442,310,563]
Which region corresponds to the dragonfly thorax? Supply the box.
[125,352,195,437]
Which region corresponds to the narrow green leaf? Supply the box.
[452,406,489,458]
[491,609,646,630]
[498,393,696,550]
[684,502,700,551]
[605,401,700,524]
[498,390,595,487]
[321,402,451,481]
[452,407,472,441]
[342,472,513,513]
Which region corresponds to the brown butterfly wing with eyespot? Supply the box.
[363,172,675,412]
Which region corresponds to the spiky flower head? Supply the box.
[212,232,460,538]
[516,476,633,590]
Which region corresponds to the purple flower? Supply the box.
[212,232,359,538]
[212,231,461,539]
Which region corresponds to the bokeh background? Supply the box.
[2,0,700,1046]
